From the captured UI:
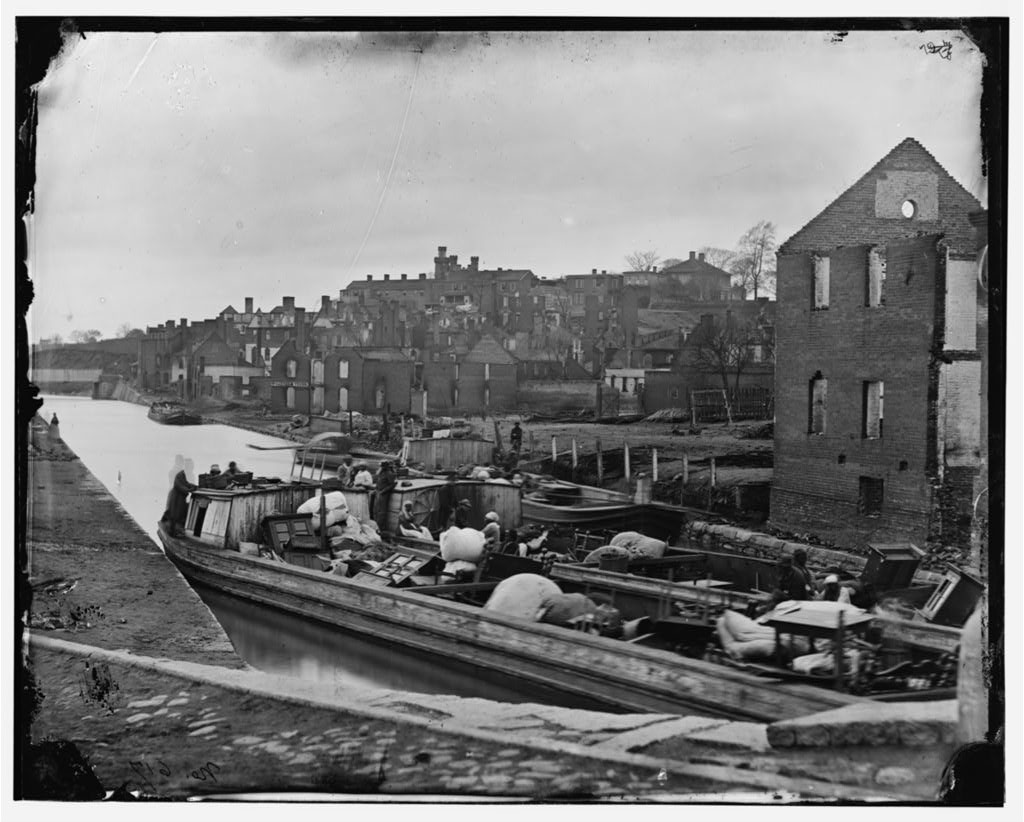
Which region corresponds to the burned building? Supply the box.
[771,138,985,548]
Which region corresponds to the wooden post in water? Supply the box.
[571,438,578,477]
[624,441,631,482]
[652,448,658,482]
[596,438,603,485]
[551,435,557,463]
[710,456,717,487]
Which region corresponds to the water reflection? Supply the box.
[192,583,604,709]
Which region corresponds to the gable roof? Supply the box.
[780,137,982,255]
[464,335,516,365]
[660,258,731,278]
[219,305,239,316]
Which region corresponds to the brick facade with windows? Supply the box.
[771,138,983,548]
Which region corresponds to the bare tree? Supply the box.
[689,315,758,397]
[698,246,736,272]
[116,323,145,339]
[624,250,660,271]
[69,329,103,344]
[730,221,777,299]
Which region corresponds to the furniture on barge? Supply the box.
[158,481,871,722]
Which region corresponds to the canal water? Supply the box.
[34,395,595,708]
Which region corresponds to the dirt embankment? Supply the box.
[24,427,240,668]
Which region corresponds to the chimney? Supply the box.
[698,252,706,263]
[602,270,607,275]
[401,274,407,280]
[497,267,503,271]
[321,295,330,312]
[419,273,426,280]
[283,296,295,311]
[689,251,696,261]
[295,307,306,352]
[366,274,373,281]
[384,274,390,281]
[450,254,458,267]
[438,246,447,258]
[245,297,253,314]
[166,320,175,328]
[470,256,479,270]
[180,318,188,328]
[592,268,597,275]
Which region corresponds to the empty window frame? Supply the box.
[285,359,297,379]
[812,255,830,309]
[858,476,884,516]
[338,359,349,379]
[862,380,884,438]
[808,372,827,434]
[866,247,887,307]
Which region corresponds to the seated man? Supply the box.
[352,463,374,489]
[396,501,432,540]
[206,464,229,490]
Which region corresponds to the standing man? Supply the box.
[510,421,523,457]
[162,458,196,536]
[374,460,397,532]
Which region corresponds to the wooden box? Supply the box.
[861,543,924,590]
[920,566,985,627]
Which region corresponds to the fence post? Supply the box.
[683,453,689,484]
[571,438,578,470]
[596,438,603,484]
[690,391,696,426]
[551,435,557,463]
[710,456,717,488]
[652,448,658,482]
[624,441,631,482]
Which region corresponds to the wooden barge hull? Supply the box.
[148,407,202,425]
[158,524,866,722]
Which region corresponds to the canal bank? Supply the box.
[21,417,951,801]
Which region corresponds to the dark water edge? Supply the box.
[190,581,614,712]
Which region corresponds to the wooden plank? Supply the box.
[164,536,864,721]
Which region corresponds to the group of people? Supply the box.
[203,461,246,490]
[333,457,397,531]
[770,548,877,610]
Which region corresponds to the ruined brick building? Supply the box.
[770,137,986,549]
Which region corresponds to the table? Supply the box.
[764,607,875,691]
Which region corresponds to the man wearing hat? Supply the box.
[821,574,852,604]
[452,498,473,528]
[770,553,810,606]
[207,464,229,490]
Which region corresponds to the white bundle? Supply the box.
[484,574,562,621]
[298,491,349,516]
[440,527,486,563]
[609,531,666,559]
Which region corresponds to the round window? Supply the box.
[901,199,917,219]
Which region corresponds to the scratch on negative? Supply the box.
[125,36,160,91]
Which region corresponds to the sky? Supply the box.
[25,24,988,342]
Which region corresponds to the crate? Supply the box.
[861,543,924,590]
[262,514,315,554]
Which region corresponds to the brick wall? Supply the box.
[771,236,943,546]
[516,381,616,416]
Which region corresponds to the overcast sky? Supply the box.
[27,26,986,341]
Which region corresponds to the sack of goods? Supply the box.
[715,609,779,662]
[310,507,349,533]
[484,574,562,621]
[440,527,487,563]
[609,531,666,559]
[298,491,350,517]
[538,592,598,626]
